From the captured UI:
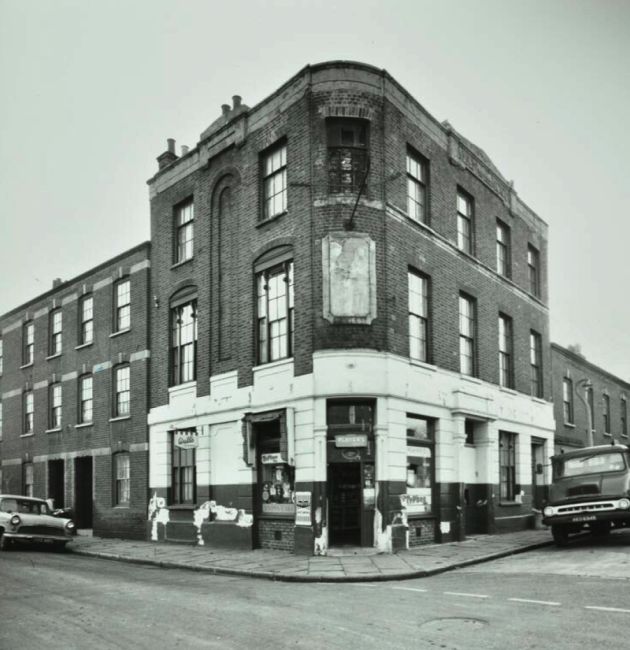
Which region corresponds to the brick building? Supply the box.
[146,61,555,555]
[551,343,629,452]
[0,243,151,539]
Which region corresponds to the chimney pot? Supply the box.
[52,278,63,289]
[181,145,189,156]
[221,104,231,116]
[232,95,242,109]
[167,138,176,153]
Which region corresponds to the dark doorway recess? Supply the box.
[48,459,65,510]
[328,463,361,546]
[74,456,93,528]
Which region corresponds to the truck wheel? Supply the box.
[551,525,570,547]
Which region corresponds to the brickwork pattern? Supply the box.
[408,518,437,546]
[258,518,295,551]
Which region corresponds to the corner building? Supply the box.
[0,243,151,539]
[147,61,554,554]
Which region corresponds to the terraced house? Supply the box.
[145,61,555,555]
[0,244,151,539]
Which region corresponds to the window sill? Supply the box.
[531,396,547,404]
[46,353,62,361]
[114,504,130,509]
[45,427,62,434]
[75,422,94,429]
[461,374,482,385]
[499,386,518,396]
[20,432,34,438]
[20,362,34,369]
[171,258,193,270]
[75,342,93,350]
[110,328,131,339]
[409,358,437,372]
[168,504,196,511]
[109,415,131,422]
[603,432,612,437]
[253,357,294,372]
[256,210,287,228]
[564,422,576,429]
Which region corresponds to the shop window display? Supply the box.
[403,414,434,515]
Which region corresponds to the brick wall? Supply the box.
[258,518,295,551]
[408,518,437,547]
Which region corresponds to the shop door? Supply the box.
[74,456,93,529]
[48,459,65,510]
[328,463,361,546]
[531,442,545,509]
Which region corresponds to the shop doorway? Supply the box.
[328,463,362,546]
[74,456,93,529]
[48,459,65,510]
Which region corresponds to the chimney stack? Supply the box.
[181,145,189,156]
[157,137,179,170]
[221,104,231,117]
[232,95,242,110]
[52,278,63,289]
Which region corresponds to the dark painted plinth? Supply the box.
[201,522,253,550]
[293,525,313,555]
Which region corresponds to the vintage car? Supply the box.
[0,494,75,551]
[543,443,630,546]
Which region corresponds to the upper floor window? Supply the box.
[256,261,294,364]
[24,391,34,434]
[262,142,287,220]
[622,397,628,437]
[456,190,474,255]
[114,279,131,332]
[528,245,540,297]
[79,374,93,424]
[458,293,476,376]
[79,295,94,345]
[498,313,513,388]
[496,220,511,277]
[406,149,427,223]
[529,330,543,398]
[408,269,430,363]
[563,378,574,424]
[114,452,130,506]
[49,383,62,429]
[0,401,3,440]
[49,309,62,356]
[114,365,130,417]
[23,321,34,365]
[327,118,369,194]
[170,298,197,385]
[603,393,611,434]
[0,337,3,374]
[175,200,194,264]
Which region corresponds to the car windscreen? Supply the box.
[0,498,49,515]
[556,452,627,478]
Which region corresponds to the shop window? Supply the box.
[23,462,34,497]
[404,414,434,515]
[257,422,294,516]
[327,118,369,194]
[327,401,375,432]
[499,431,517,501]
[171,434,196,505]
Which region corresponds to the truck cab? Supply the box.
[543,443,630,546]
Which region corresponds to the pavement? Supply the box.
[67,527,553,582]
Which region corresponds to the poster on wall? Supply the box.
[400,488,431,514]
[295,491,311,526]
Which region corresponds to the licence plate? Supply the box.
[572,515,597,522]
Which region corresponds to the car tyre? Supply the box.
[551,524,570,547]
[53,541,68,553]
[0,530,10,551]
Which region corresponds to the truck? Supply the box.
[543,443,630,546]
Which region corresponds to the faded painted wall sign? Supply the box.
[295,491,311,527]
[322,232,377,324]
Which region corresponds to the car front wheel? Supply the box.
[551,524,570,547]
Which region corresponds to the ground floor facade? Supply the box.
[147,350,555,555]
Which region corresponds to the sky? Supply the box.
[0,0,628,380]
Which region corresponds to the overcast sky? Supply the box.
[1,0,628,380]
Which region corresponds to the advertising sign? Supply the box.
[335,433,368,448]
[399,488,431,514]
[174,431,199,450]
[295,491,311,527]
[261,453,287,464]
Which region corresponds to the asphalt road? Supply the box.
[2,533,630,650]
